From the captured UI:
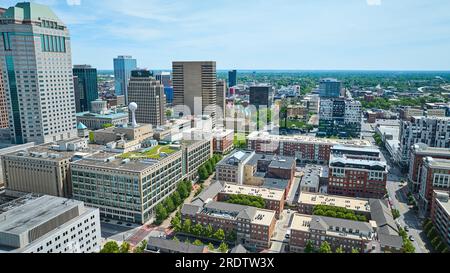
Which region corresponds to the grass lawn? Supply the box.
[118,145,177,160]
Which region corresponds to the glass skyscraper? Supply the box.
[73,65,98,112]
[228,69,237,88]
[113,55,137,105]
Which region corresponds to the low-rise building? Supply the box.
[430,190,450,249]
[297,192,371,217]
[0,194,101,253]
[211,128,234,154]
[92,124,153,145]
[76,101,129,130]
[289,213,375,253]
[247,131,371,164]
[298,165,323,193]
[181,201,276,251]
[1,139,102,198]
[146,237,208,253]
[217,183,285,218]
[216,150,255,184]
[71,147,183,224]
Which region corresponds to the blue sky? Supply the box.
[4,0,450,70]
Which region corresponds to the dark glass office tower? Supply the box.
[228,70,237,87]
[73,65,98,112]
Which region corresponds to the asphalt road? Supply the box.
[268,210,291,253]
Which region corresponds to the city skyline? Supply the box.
[2,0,450,71]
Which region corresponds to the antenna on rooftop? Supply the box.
[129,102,138,127]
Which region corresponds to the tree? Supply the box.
[100,241,119,253]
[171,215,182,232]
[218,242,229,253]
[155,204,168,224]
[199,166,209,181]
[133,240,147,253]
[182,219,192,234]
[304,240,315,253]
[177,182,189,199]
[205,161,213,175]
[193,240,203,246]
[119,241,130,253]
[402,241,415,253]
[165,109,173,118]
[172,192,182,207]
[213,229,226,241]
[226,231,237,242]
[335,246,345,253]
[102,123,114,129]
[204,224,214,238]
[351,248,360,253]
[192,224,204,237]
[164,198,176,213]
[319,242,332,253]
[207,243,215,251]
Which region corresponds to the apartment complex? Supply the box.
[318,98,362,138]
[71,149,183,224]
[0,194,101,253]
[0,2,78,144]
[113,55,137,104]
[172,61,217,126]
[328,145,387,199]
[72,65,98,112]
[408,143,450,193]
[127,69,166,127]
[217,183,285,218]
[297,192,371,217]
[247,131,371,164]
[430,190,450,249]
[1,138,100,197]
[399,116,450,168]
[418,157,450,216]
[289,214,375,253]
[181,201,276,250]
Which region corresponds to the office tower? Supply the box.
[399,116,450,172]
[164,87,174,104]
[172,61,217,125]
[72,65,98,112]
[0,194,101,253]
[127,69,166,127]
[0,68,8,128]
[216,80,226,119]
[113,55,137,104]
[249,85,274,109]
[319,78,342,98]
[73,76,82,113]
[318,98,362,138]
[0,2,78,144]
[228,70,237,87]
[155,71,171,87]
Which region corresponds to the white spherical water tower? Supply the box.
[129,102,138,127]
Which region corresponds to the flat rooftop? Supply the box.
[251,209,276,226]
[0,195,83,248]
[76,111,128,120]
[424,157,450,169]
[291,213,312,232]
[221,183,285,201]
[298,192,371,213]
[247,131,371,146]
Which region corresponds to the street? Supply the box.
[267,210,291,253]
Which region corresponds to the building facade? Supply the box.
[318,78,342,98]
[127,69,166,127]
[216,80,226,119]
[172,61,217,126]
[430,190,450,249]
[0,194,101,253]
[0,2,78,144]
[0,68,8,128]
[113,55,137,104]
[228,70,237,88]
[249,85,273,109]
[318,98,362,138]
[72,65,98,112]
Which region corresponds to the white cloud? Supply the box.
[366,0,382,6]
[66,0,81,5]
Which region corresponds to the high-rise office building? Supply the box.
[155,71,171,87]
[114,55,137,104]
[228,70,237,87]
[127,69,166,127]
[0,68,8,128]
[216,80,226,120]
[172,61,217,125]
[319,78,342,98]
[73,65,98,112]
[249,85,274,109]
[72,65,98,112]
[0,2,77,144]
[73,76,83,114]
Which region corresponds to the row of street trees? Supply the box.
[304,241,360,253]
[198,154,223,182]
[100,240,147,253]
[154,180,193,225]
[423,219,449,253]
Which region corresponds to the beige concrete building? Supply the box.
[127,69,166,127]
[180,139,212,181]
[172,61,217,126]
[1,139,102,197]
[93,124,152,145]
[216,80,226,120]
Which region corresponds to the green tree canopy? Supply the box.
[319,242,332,253]
[100,241,120,253]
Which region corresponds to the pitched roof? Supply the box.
[180,204,201,216]
[147,237,206,253]
[191,181,224,205]
[378,233,403,249]
[230,244,248,253]
[369,199,398,235]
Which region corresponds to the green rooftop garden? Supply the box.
[118,145,177,160]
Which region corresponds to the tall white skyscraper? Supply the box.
[0,2,77,144]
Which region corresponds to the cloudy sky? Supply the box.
[3,0,450,70]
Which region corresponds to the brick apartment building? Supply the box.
[430,190,450,249]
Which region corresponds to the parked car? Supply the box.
[409,236,415,242]
[404,226,409,232]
